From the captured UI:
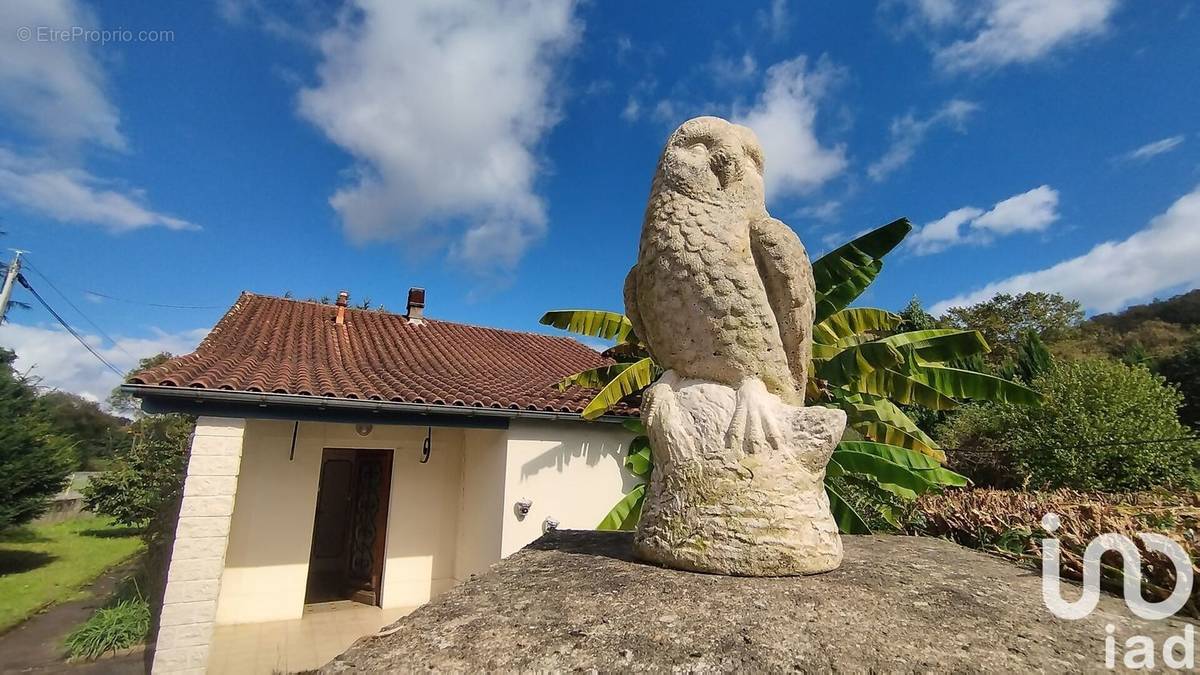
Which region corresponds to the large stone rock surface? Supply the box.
[322,531,1191,673]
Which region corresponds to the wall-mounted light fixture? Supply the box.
[355,423,373,437]
[542,517,560,533]
[514,498,532,519]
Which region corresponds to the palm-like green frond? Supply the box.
[597,483,646,530]
[581,357,658,420]
[539,310,634,342]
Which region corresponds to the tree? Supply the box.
[898,297,939,332]
[0,348,75,529]
[83,413,193,526]
[939,360,1199,492]
[40,391,130,469]
[543,219,1039,533]
[107,353,173,416]
[942,292,1083,368]
[1158,338,1200,429]
[87,355,194,526]
[1014,330,1053,384]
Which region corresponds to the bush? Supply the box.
[84,414,192,527]
[0,349,75,530]
[65,584,150,660]
[937,359,1199,491]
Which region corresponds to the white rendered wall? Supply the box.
[214,420,464,624]
[498,419,635,556]
[454,429,507,580]
[211,416,634,627]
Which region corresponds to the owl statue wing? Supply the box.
[623,263,653,360]
[749,216,815,401]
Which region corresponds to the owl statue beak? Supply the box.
[709,149,741,189]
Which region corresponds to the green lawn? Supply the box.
[0,515,144,632]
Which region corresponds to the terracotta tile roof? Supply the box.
[130,292,629,416]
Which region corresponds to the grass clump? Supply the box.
[65,582,150,660]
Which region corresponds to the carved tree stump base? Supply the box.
[634,371,846,576]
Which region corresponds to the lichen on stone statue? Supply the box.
[624,116,846,576]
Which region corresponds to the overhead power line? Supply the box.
[17,274,124,378]
[75,290,225,310]
[21,259,135,361]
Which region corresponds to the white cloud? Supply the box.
[297,0,580,273]
[0,323,206,404]
[909,185,1058,254]
[797,200,842,222]
[0,150,196,232]
[931,184,1200,314]
[868,99,978,181]
[708,52,758,86]
[972,184,1058,233]
[1117,135,1185,163]
[733,56,848,200]
[934,0,1119,73]
[756,0,791,41]
[621,97,641,123]
[908,206,984,254]
[0,0,125,149]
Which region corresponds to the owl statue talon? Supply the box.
[626,116,846,576]
[724,378,784,454]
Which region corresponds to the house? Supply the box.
[123,289,636,674]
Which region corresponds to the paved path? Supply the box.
[0,561,145,674]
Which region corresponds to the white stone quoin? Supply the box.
[153,417,245,675]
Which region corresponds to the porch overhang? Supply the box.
[123,383,629,429]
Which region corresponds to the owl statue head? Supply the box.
[654,116,766,209]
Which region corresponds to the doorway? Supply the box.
[305,448,393,606]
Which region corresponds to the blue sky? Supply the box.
[0,0,1197,402]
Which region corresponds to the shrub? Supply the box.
[937,359,1199,491]
[84,414,192,527]
[65,586,150,660]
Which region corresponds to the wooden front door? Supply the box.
[306,448,393,606]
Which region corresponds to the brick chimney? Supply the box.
[335,290,349,325]
[406,287,426,324]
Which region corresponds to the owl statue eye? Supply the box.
[687,142,708,153]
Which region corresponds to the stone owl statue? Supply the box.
[626,116,845,576]
[625,116,815,407]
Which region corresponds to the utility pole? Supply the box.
[0,250,23,324]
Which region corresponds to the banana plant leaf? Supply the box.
[581,357,658,420]
[843,368,960,410]
[830,449,934,498]
[539,309,634,342]
[814,260,882,324]
[557,362,635,392]
[813,307,902,345]
[840,394,943,460]
[904,363,1043,405]
[811,218,911,323]
[836,440,968,487]
[624,436,653,478]
[879,329,990,363]
[597,483,646,530]
[825,483,871,534]
[816,341,905,385]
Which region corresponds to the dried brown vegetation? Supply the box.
[912,488,1200,617]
